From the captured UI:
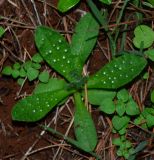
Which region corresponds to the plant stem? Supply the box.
[41,125,101,159]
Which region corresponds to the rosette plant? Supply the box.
[12,13,147,154]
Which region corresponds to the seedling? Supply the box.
[2,53,49,85]
[113,136,148,160]
[90,88,152,159]
[113,136,134,159]
[10,13,147,158]
[93,89,140,135]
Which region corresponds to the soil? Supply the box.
[0,0,154,160]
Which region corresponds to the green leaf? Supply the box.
[2,66,12,75]
[141,108,150,118]
[99,0,112,5]
[144,108,154,115]
[23,60,32,71]
[57,0,80,12]
[99,98,115,114]
[117,89,129,102]
[143,72,149,80]
[12,89,74,122]
[126,98,140,116]
[131,141,148,154]
[32,53,43,63]
[147,0,154,6]
[34,78,69,106]
[17,78,25,86]
[87,54,147,89]
[12,69,20,78]
[35,26,81,82]
[32,62,41,70]
[134,114,145,125]
[143,1,154,8]
[151,90,154,103]
[118,126,127,135]
[144,49,154,61]
[0,26,5,37]
[112,115,130,131]
[26,67,39,81]
[74,92,97,152]
[112,128,117,133]
[120,135,126,141]
[13,62,21,70]
[125,141,132,149]
[19,68,26,77]
[85,89,116,105]
[123,151,129,159]
[116,100,126,116]
[38,71,49,83]
[133,25,154,49]
[34,78,67,94]
[112,137,122,146]
[146,114,154,128]
[42,126,100,158]
[119,142,126,150]
[117,148,123,156]
[71,13,99,67]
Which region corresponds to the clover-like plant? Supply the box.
[11,13,147,155]
[133,25,154,49]
[113,136,148,160]
[112,135,134,159]
[2,53,49,85]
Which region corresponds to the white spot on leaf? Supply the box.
[64,49,68,52]
[62,56,66,59]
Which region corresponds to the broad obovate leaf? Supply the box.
[12,89,74,122]
[87,54,147,89]
[58,0,80,12]
[33,78,67,94]
[35,26,81,82]
[74,92,97,152]
[33,78,69,106]
[71,13,99,67]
